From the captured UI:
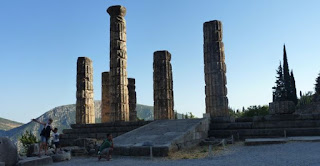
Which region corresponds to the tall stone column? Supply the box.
[203,20,229,117]
[128,78,137,121]
[107,5,129,121]
[101,72,113,123]
[153,50,174,120]
[76,57,95,124]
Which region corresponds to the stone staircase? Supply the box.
[209,114,320,140]
[60,121,151,146]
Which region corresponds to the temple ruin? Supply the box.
[101,72,112,123]
[203,20,229,117]
[128,78,137,121]
[153,50,174,120]
[107,5,129,121]
[76,57,95,124]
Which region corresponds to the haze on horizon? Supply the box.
[0,0,319,123]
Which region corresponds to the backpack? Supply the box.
[40,124,51,138]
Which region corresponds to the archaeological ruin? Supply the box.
[153,50,174,120]
[203,20,229,118]
[128,78,137,121]
[76,57,95,124]
[60,5,320,157]
[107,5,130,121]
[101,72,112,123]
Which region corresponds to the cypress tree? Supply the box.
[282,45,291,100]
[315,73,320,95]
[290,71,298,104]
[273,62,286,101]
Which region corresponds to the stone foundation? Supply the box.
[113,118,210,156]
[209,114,320,140]
[60,121,151,146]
[269,101,295,114]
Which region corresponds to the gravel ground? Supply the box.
[52,142,320,166]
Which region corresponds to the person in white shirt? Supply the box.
[52,128,62,153]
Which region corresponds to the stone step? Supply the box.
[61,132,125,139]
[209,128,320,139]
[70,121,151,129]
[252,114,320,122]
[210,120,320,130]
[244,138,287,146]
[63,126,138,134]
[210,122,252,130]
[16,156,53,166]
[245,136,320,146]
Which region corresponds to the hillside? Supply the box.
[0,101,155,148]
[0,117,23,131]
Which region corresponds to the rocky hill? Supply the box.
[0,101,155,147]
[0,117,23,131]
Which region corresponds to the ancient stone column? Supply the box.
[128,78,137,121]
[153,50,174,120]
[203,20,229,117]
[107,5,129,121]
[76,57,95,124]
[101,72,113,123]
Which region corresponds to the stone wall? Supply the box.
[153,50,174,120]
[76,57,95,124]
[203,20,229,117]
[269,101,295,114]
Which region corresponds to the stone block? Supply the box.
[269,101,295,115]
[51,151,71,162]
[0,137,18,166]
[16,156,53,166]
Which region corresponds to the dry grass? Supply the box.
[167,145,225,160]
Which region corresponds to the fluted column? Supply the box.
[101,72,113,122]
[128,78,137,121]
[76,57,95,124]
[203,20,229,117]
[107,5,129,121]
[153,50,174,120]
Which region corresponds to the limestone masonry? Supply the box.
[153,50,174,120]
[128,78,137,121]
[107,5,129,121]
[76,57,95,124]
[203,20,229,117]
[101,72,112,123]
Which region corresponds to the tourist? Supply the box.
[98,133,114,161]
[31,118,53,157]
[52,128,62,153]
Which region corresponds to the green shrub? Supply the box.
[19,130,38,153]
[241,105,269,117]
[297,91,313,108]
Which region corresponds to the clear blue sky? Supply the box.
[0,0,319,123]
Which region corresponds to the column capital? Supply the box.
[107,5,126,17]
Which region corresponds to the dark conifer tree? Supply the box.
[290,71,298,104]
[273,62,286,101]
[315,72,320,95]
[282,45,291,100]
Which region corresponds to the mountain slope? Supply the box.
[1,101,154,147]
[0,117,23,131]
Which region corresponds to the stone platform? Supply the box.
[245,136,320,146]
[113,118,210,157]
[16,156,53,166]
[60,121,151,146]
[209,114,320,140]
